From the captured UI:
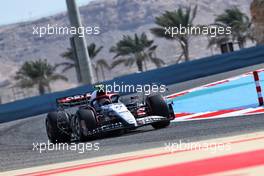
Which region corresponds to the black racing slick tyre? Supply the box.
[46,112,71,143]
[146,94,171,129]
[74,108,97,141]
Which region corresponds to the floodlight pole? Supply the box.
[66,0,94,84]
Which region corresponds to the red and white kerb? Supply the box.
[253,71,263,106]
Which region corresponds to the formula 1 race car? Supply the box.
[45,87,174,143]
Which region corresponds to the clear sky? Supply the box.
[0,0,95,25]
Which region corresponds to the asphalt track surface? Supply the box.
[1,64,264,172]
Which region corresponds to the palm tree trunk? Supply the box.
[238,38,245,49]
[38,84,45,95]
[184,43,189,61]
[179,38,190,62]
[47,85,52,93]
[94,68,99,82]
[183,42,189,62]
[136,59,143,72]
[143,60,147,71]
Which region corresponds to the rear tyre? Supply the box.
[46,112,71,143]
[146,94,170,129]
[74,108,97,141]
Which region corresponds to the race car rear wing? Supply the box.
[56,93,91,107]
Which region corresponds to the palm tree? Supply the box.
[88,43,110,81]
[110,33,164,72]
[207,24,231,49]
[58,43,110,82]
[151,5,197,62]
[93,59,110,81]
[214,7,252,48]
[15,59,68,95]
[58,48,76,72]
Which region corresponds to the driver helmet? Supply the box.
[91,85,111,106]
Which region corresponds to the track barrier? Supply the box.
[1,45,264,123]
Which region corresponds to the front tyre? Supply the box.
[46,112,71,143]
[146,94,171,129]
[73,108,97,141]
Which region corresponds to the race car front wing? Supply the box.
[82,116,169,136]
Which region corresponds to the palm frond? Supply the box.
[214,7,252,48]
[54,62,75,70]
[61,64,75,73]
[110,32,165,71]
[88,43,103,59]
[60,48,74,60]
[49,74,68,82]
[111,58,129,68]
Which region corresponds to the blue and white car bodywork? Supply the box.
[45,92,174,142]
